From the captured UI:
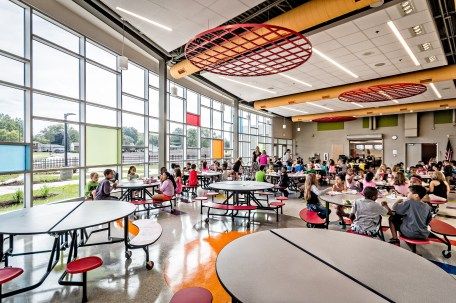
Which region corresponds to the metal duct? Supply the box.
[169,0,379,79]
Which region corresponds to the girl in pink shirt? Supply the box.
[152,172,176,201]
[362,172,376,193]
[258,150,269,166]
[174,168,183,195]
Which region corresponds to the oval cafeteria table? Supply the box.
[216,228,456,303]
[209,181,274,208]
[117,180,161,201]
[0,200,136,298]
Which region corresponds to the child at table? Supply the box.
[85,172,99,199]
[187,164,198,187]
[174,168,183,197]
[350,187,388,236]
[95,169,118,200]
[277,167,290,197]
[362,172,376,192]
[127,166,139,181]
[304,173,331,219]
[220,162,229,181]
[392,172,409,196]
[255,165,267,182]
[201,161,209,172]
[385,185,432,244]
[266,164,275,174]
[333,173,350,226]
[152,171,176,202]
[345,168,357,190]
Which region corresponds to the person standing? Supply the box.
[258,150,269,166]
[252,146,261,163]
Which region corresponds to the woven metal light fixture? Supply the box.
[339,83,427,103]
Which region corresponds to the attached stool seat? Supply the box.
[194,196,208,214]
[0,267,23,301]
[399,235,431,254]
[269,201,285,222]
[206,192,218,202]
[299,209,325,228]
[170,287,213,303]
[59,256,103,303]
[276,196,288,201]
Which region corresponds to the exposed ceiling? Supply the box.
[95,0,455,119]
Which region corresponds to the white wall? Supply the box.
[293,112,455,166]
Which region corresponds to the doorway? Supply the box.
[421,143,437,163]
[405,143,438,167]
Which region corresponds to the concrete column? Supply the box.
[233,100,239,159]
[158,59,167,168]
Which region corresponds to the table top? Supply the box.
[184,171,221,177]
[117,180,160,189]
[209,181,274,192]
[51,201,136,233]
[266,173,306,179]
[216,228,456,303]
[320,191,361,206]
[0,201,136,235]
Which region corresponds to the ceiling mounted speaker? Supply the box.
[171,86,178,96]
[118,55,128,70]
[312,116,357,123]
[185,23,312,77]
[338,83,427,103]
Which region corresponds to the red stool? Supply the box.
[59,256,103,303]
[399,235,431,254]
[299,209,325,228]
[194,197,208,214]
[170,287,213,303]
[0,267,23,301]
[276,196,288,201]
[269,201,285,222]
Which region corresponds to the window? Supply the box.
[122,113,145,147]
[33,93,79,122]
[149,72,159,88]
[86,105,117,127]
[33,14,80,52]
[201,107,211,128]
[149,88,159,117]
[187,90,198,114]
[86,41,117,70]
[0,1,24,56]
[122,63,145,98]
[86,63,117,107]
[0,55,24,85]
[169,96,184,122]
[213,111,222,130]
[123,95,144,115]
[0,86,24,143]
[33,41,79,98]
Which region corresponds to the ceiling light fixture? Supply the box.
[410,25,424,36]
[218,76,276,94]
[392,99,399,103]
[426,55,437,63]
[118,19,128,70]
[387,20,420,66]
[429,83,442,98]
[306,102,334,111]
[401,1,414,15]
[278,73,312,87]
[116,7,172,32]
[420,42,432,51]
[297,122,301,132]
[352,102,364,108]
[281,106,308,114]
[312,48,359,78]
[282,117,287,129]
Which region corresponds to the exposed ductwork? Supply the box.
[169,0,380,79]
[255,65,456,109]
[292,98,456,122]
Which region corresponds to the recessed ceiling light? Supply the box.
[218,76,276,94]
[312,48,359,78]
[363,51,374,56]
[352,102,364,108]
[116,7,173,32]
[401,1,414,15]
[429,83,442,98]
[278,74,312,87]
[306,102,334,111]
[420,42,432,51]
[387,20,420,66]
[426,55,437,63]
[374,62,386,67]
[281,106,308,114]
[410,25,424,36]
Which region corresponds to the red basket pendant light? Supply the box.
[339,83,427,103]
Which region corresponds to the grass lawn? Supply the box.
[0,174,19,183]
[0,184,80,214]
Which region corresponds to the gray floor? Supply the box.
[2,189,456,303]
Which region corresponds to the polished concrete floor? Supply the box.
[2,189,456,303]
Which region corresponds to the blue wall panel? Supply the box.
[0,145,28,173]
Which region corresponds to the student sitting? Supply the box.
[220,162,229,181]
[392,171,409,196]
[85,172,99,199]
[127,165,139,181]
[187,164,198,187]
[428,171,450,201]
[333,173,350,225]
[174,168,183,196]
[304,173,331,219]
[328,159,336,175]
[345,168,357,190]
[255,165,267,182]
[409,174,423,186]
[201,161,209,172]
[95,169,118,200]
[362,172,376,192]
[266,164,275,174]
[278,167,290,197]
[152,171,176,202]
[386,185,432,244]
[350,187,388,236]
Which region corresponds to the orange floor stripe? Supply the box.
[164,231,249,303]
[114,218,140,236]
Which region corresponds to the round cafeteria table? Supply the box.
[209,181,274,208]
[216,228,456,303]
[117,180,160,201]
[185,171,221,189]
[0,200,136,298]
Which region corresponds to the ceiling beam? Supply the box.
[292,99,456,122]
[254,65,456,109]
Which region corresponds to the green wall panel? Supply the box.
[86,126,120,166]
[362,117,369,128]
[317,122,344,131]
[434,110,452,124]
[377,115,398,127]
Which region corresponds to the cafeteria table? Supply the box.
[209,181,274,208]
[216,228,456,303]
[184,171,221,189]
[117,180,160,201]
[0,200,136,298]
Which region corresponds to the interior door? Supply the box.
[406,143,421,167]
[421,143,437,163]
[330,144,343,161]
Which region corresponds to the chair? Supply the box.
[59,256,103,303]
[170,287,213,303]
[0,267,23,302]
